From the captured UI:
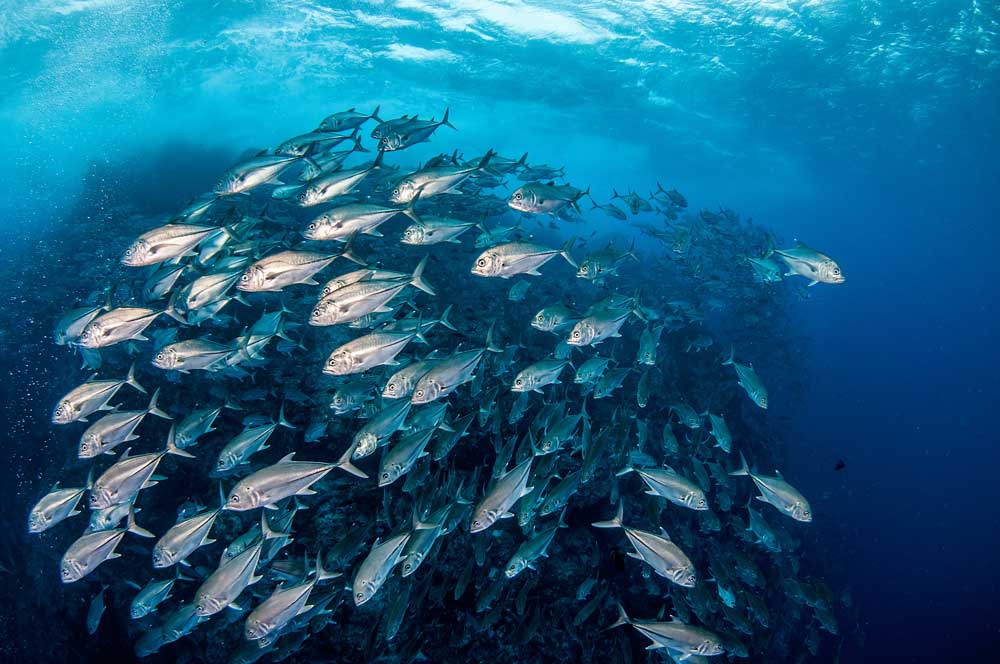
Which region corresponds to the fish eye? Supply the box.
[515,378,523,386]
[381,472,389,480]
[476,259,486,267]
[125,248,132,255]
[240,274,249,281]
[356,592,364,600]
[514,192,522,199]
[231,495,239,503]
[572,330,580,338]
[393,188,399,195]
[415,390,423,397]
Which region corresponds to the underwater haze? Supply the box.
[1,2,998,663]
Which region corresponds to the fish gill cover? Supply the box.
[1,2,998,664]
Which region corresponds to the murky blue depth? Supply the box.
[1,2,997,663]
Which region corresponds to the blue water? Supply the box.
[2,2,998,662]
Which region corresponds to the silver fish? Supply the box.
[244,556,338,641]
[471,239,577,278]
[609,605,725,657]
[54,299,111,345]
[78,388,170,458]
[411,327,499,404]
[226,452,364,511]
[122,223,223,267]
[78,307,167,348]
[215,406,295,473]
[143,263,188,302]
[377,427,434,487]
[530,304,581,334]
[352,399,412,459]
[215,153,302,196]
[89,427,194,509]
[511,358,571,393]
[566,308,631,347]
[352,531,410,605]
[304,199,415,242]
[401,217,476,245]
[61,508,153,583]
[504,512,566,578]
[310,257,433,327]
[128,570,187,619]
[28,472,91,533]
[238,250,338,293]
[617,466,708,511]
[773,242,844,286]
[323,328,425,376]
[730,452,812,522]
[593,502,697,587]
[194,530,268,616]
[175,405,225,449]
[317,105,381,132]
[296,151,383,207]
[152,487,226,568]
[509,181,588,216]
[470,457,534,533]
[722,346,768,409]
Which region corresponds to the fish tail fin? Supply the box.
[730,451,751,477]
[351,133,370,153]
[335,442,369,479]
[315,551,340,582]
[261,513,288,541]
[126,507,154,539]
[146,387,172,420]
[85,466,95,491]
[277,402,296,430]
[402,197,422,224]
[218,482,226,510]
[437,304,458,331]
[165,425,195,458]
[371,149,385,170]
[125,362,147,395]
[163,292,188,325]
[411,313,428,345]
[607,603,631,629]
[626,237,639,262]
[101,285,114,311]
[517,152,528,167]
[485,321,502,353]
[722,344,735,366]
[369,104,381,122]
[340,232,366,266]
[476,148,497,174]
[591,500,624,529]
[440,107,455,130]
[611,188,621,200]
[614,465,636,477]
[559,237,578,269]
[411,255,436,296]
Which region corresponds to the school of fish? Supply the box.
[30,105,850,663]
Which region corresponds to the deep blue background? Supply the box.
[1,1,997,660]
